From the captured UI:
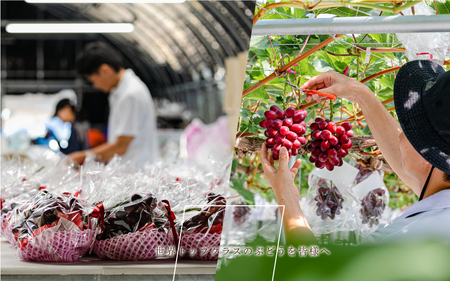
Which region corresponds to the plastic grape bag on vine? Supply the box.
[302,161,360,236]
[396,2,450,65]
[351,165,389,243]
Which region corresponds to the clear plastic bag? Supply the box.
[8,190,93,262]
[179,193,225,261]
[352,165,389,243]
[302,161,360,235]
[92,193,177,261]
[396,2,450,65]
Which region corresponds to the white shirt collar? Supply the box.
[109,68,135,99]
[393,189,450,222]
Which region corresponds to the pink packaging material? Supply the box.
[17,229,93,262]
[93,228,174,261]
[180,232,221,261]
[4,219,18,246]
[1,212,10,235]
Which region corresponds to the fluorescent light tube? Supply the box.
[6,23,134,33]
[25,0,186,3]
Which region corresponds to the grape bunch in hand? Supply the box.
[307,118,354,171]
[259,106,307,160]
[314,180,344,220]
[360,188,386,227]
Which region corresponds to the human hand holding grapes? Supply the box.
[260,143,301,200]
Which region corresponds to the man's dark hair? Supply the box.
[54,99,75,117]
[444,173,450,183]
[75,41,124,76]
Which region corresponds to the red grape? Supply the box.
[267,127,278,137]
[341,122,352,131]
[336,126,345,136]
[264,131,270,138]
[297,125,306,135]
[318,121,327,130]
[265,119,273,128]
[334,144,342,151]
[293,112,305,123]
[274,134,284,144]
[327,148,337,158]
[275,110,285,119]
[310,155,318,163]
[329,157,340,166]
[285,107,295,118]
[312,148,321,158]
[319,152,328,162]
[259,119,267,128]
[312,130,322,140]
[342,140,352,149]
[329,135,339,146]
[300,121,307,128]
[310,122,319,131]
[290,124,303,134]
[270,105,280,112]
[315,117,324,123]
[282,139,293,149]
[292,139,301,149]
[287,131,298,141]
[297,136,307,145]
[266,138,275,148]
[272,144,281,153]
[311,140,321,148]
[320,140,331,151]
[346,130,355,137]
[272,152,280,160]
[337,149,348,158]
[292,149,298,156]
[326,122,336,133]
[272,119,283,130]
[321,130,331,140]
[314,181,344,220]
[338,158,343,167]
[339,134,349,144]
[265,111,276,119]
[280,126,289,136]
[307,144,315,152]
[315,161,326,169]
[283,118,293,127]
[325,161,335,171]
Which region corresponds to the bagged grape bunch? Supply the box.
[259,106,308,160]
[302,161,360,235]
[352,165,389,242]
[307,118,354,171]
[8,190,94,262]
[179,193,225,261]
[93,193,177,261]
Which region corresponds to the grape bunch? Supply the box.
[360,188,386,227]
[182,193,225,234]
[259,105,308,160]
[355,164,375,184]
[100,193,158,240]
[307,118,354,171]
[231,202,251,227]
[314,180,344,220]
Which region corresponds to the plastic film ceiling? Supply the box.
[40,1,255,90]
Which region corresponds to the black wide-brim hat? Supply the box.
[394,60,450,175]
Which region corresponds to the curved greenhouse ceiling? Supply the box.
[3,1,255,96]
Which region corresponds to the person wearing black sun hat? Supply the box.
[257,59,450,246]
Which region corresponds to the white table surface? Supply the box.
[1,238,217,276]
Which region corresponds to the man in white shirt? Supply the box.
[69,42,157,165]
[260,60,450,245]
